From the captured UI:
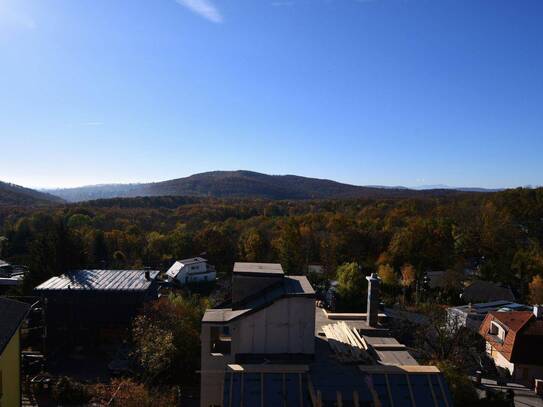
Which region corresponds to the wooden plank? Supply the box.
[359,365,441,374]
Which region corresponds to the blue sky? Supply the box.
[0,0,542,189]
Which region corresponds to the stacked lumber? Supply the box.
[322,322,372,364]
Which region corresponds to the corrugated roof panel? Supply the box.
[34,270,159,291]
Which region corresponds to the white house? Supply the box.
[166,257,216,285]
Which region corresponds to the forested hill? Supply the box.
[44,170,478,202]
[0,181,65,206]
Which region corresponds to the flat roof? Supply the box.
[34,269,159,291]
[449,300,531,315]
[233,262,284,275]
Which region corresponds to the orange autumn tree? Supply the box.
[529,275,543,304]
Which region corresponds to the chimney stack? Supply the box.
[534,305,542,319]
[366,273,380,327]
[144,269,151,281]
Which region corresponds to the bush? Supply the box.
[52,376,90,405]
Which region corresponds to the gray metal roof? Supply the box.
[233,262,284,275]
[0,297,30,354]
[176,257,207,266]
[203,275,315,323]
[448,300,530,316]
[34,269,159,291]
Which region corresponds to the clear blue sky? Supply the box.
[1,0,542,189]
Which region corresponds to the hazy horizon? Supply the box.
[2,0,542,190]
[1,169,533,191]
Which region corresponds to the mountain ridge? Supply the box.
[41,170,492,202]
[0,181,65,206]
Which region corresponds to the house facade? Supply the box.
[166,257,216,285]
[0,298,30,407]
[479,306,543,386]
[447,300,531,331]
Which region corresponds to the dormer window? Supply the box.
[489,321,506,342]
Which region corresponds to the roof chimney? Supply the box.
[366,273,380,327]
[534,305,542,319]
[144,269,151,281]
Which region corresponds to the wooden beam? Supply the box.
[226,364,309,373]
[384,374,395,407]
[353,390,360,407]
[336,391,343,407]
[405,373,416,407]
[359,365,441,374]
[427,374,438,407]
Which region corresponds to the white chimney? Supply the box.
[534,305,542,319]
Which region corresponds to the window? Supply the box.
[489,321,506,342]
[210,326,231,355]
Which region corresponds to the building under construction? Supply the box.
[200,264,453,407]
[34,269,159,350]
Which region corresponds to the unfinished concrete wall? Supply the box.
[200,324,234,407]
[232,297,315,355]
[231,274,282,306]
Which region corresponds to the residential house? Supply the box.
[200,264,453,407]
[166,257,216,286]
[0,298,30,407]
[479,306,543,386]
[0,260,26,293]
[34,269,159,349]
[306,264,324,275]
[461,280,516,303]
[447,300,532,331]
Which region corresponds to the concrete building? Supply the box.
[447,300,532,331]
[166,257,216,286]
[200,264,452,407]
[200,262,316,407]
[0,298,30,407]
[479,306,543,386]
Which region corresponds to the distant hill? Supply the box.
[43,170,484,202]
[0,181,65,206]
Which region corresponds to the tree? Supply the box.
[529,274,543,304]
[239,228,266,262]
[378,264,397,286]
[400,264,416,287]
[132,294,207,385]
[275,220,304,274]
[336,262,367,311]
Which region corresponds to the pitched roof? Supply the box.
[479,311,543,363]
[462,280,515,303]
[0,297,30,354]
[177,257,207,265]
[34,269,159,291]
